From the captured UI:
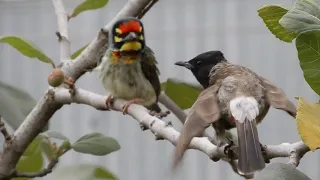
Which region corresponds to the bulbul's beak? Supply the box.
[124,32,139,42]
[174,61,194,69]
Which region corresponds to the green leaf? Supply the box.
[296,30,320,95]
[40,130,69,141]
[14,144,44,180]
[71,44,89,59]
[162,78,203,109]
[71,0,109,18]
[255,162,312,180]
[94,167,118,180]
[257,5,297,42]
[51,164,118,180]
[0,36,55,67]
[40,140,55,160]
[72,132,120,156]
[0,81,43,131]
[279,0,320,34]
[23,136,43,157]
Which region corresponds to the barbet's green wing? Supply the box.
[140,46,162,112]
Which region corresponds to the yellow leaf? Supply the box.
[296,97,320,151]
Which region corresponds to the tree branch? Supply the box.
[12,159,59,178]
[0,0,157,179]
[54,87,313,169]
[52,0,70,61]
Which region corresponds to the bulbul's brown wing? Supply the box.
[260,77,297,118]
[172,81,222,169]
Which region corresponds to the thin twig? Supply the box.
[0,116,12,142]
[137,0,159,19]
[12,159,59,178]
[52,0,70,61]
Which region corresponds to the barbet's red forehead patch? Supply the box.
[118,20,141,34]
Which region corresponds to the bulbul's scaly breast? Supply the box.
[99,57,156,107]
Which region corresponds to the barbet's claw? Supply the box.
[64,77,76,97]
[122,98,144,115]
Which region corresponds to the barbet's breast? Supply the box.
[99,52,157,107]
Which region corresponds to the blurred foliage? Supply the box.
[161,78,203,109]
[255,162,312,180]
[258,0,320,176]
[51,164,118,180]
[0,80,40,131]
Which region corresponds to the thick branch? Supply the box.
[54,87,313,167]
[52,0,70,61]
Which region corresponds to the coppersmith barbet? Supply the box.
[96,17,168,117]
[173,51,297,175]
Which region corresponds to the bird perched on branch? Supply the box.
[173,51,297,175]
[96,17,169,118]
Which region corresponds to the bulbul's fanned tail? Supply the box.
[230,96,265,175]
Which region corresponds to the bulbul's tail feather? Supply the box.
[230,96,265,175]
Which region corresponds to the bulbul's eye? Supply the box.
[197,61,202,65]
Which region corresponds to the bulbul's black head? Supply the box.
[175,51,227,88]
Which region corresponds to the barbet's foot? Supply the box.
[122,98,144,115]
[149,110,171,119]
[64,77,76,97]
[105,95,116,111]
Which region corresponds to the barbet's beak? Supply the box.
[174,61,194,70]
[120,32,141,51]
[124,32,139,42]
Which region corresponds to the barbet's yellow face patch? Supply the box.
[120,42,141,51]
[113,20,144,52]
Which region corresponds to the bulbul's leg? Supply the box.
[260,143,270,163]
[122,98,144,115]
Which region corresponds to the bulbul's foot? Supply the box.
[223,139,234,156]
[105,95,116,111]
[260,143,270,163]
[122,98,144,115]
[149,110,171,119]
[223,136,238,159]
